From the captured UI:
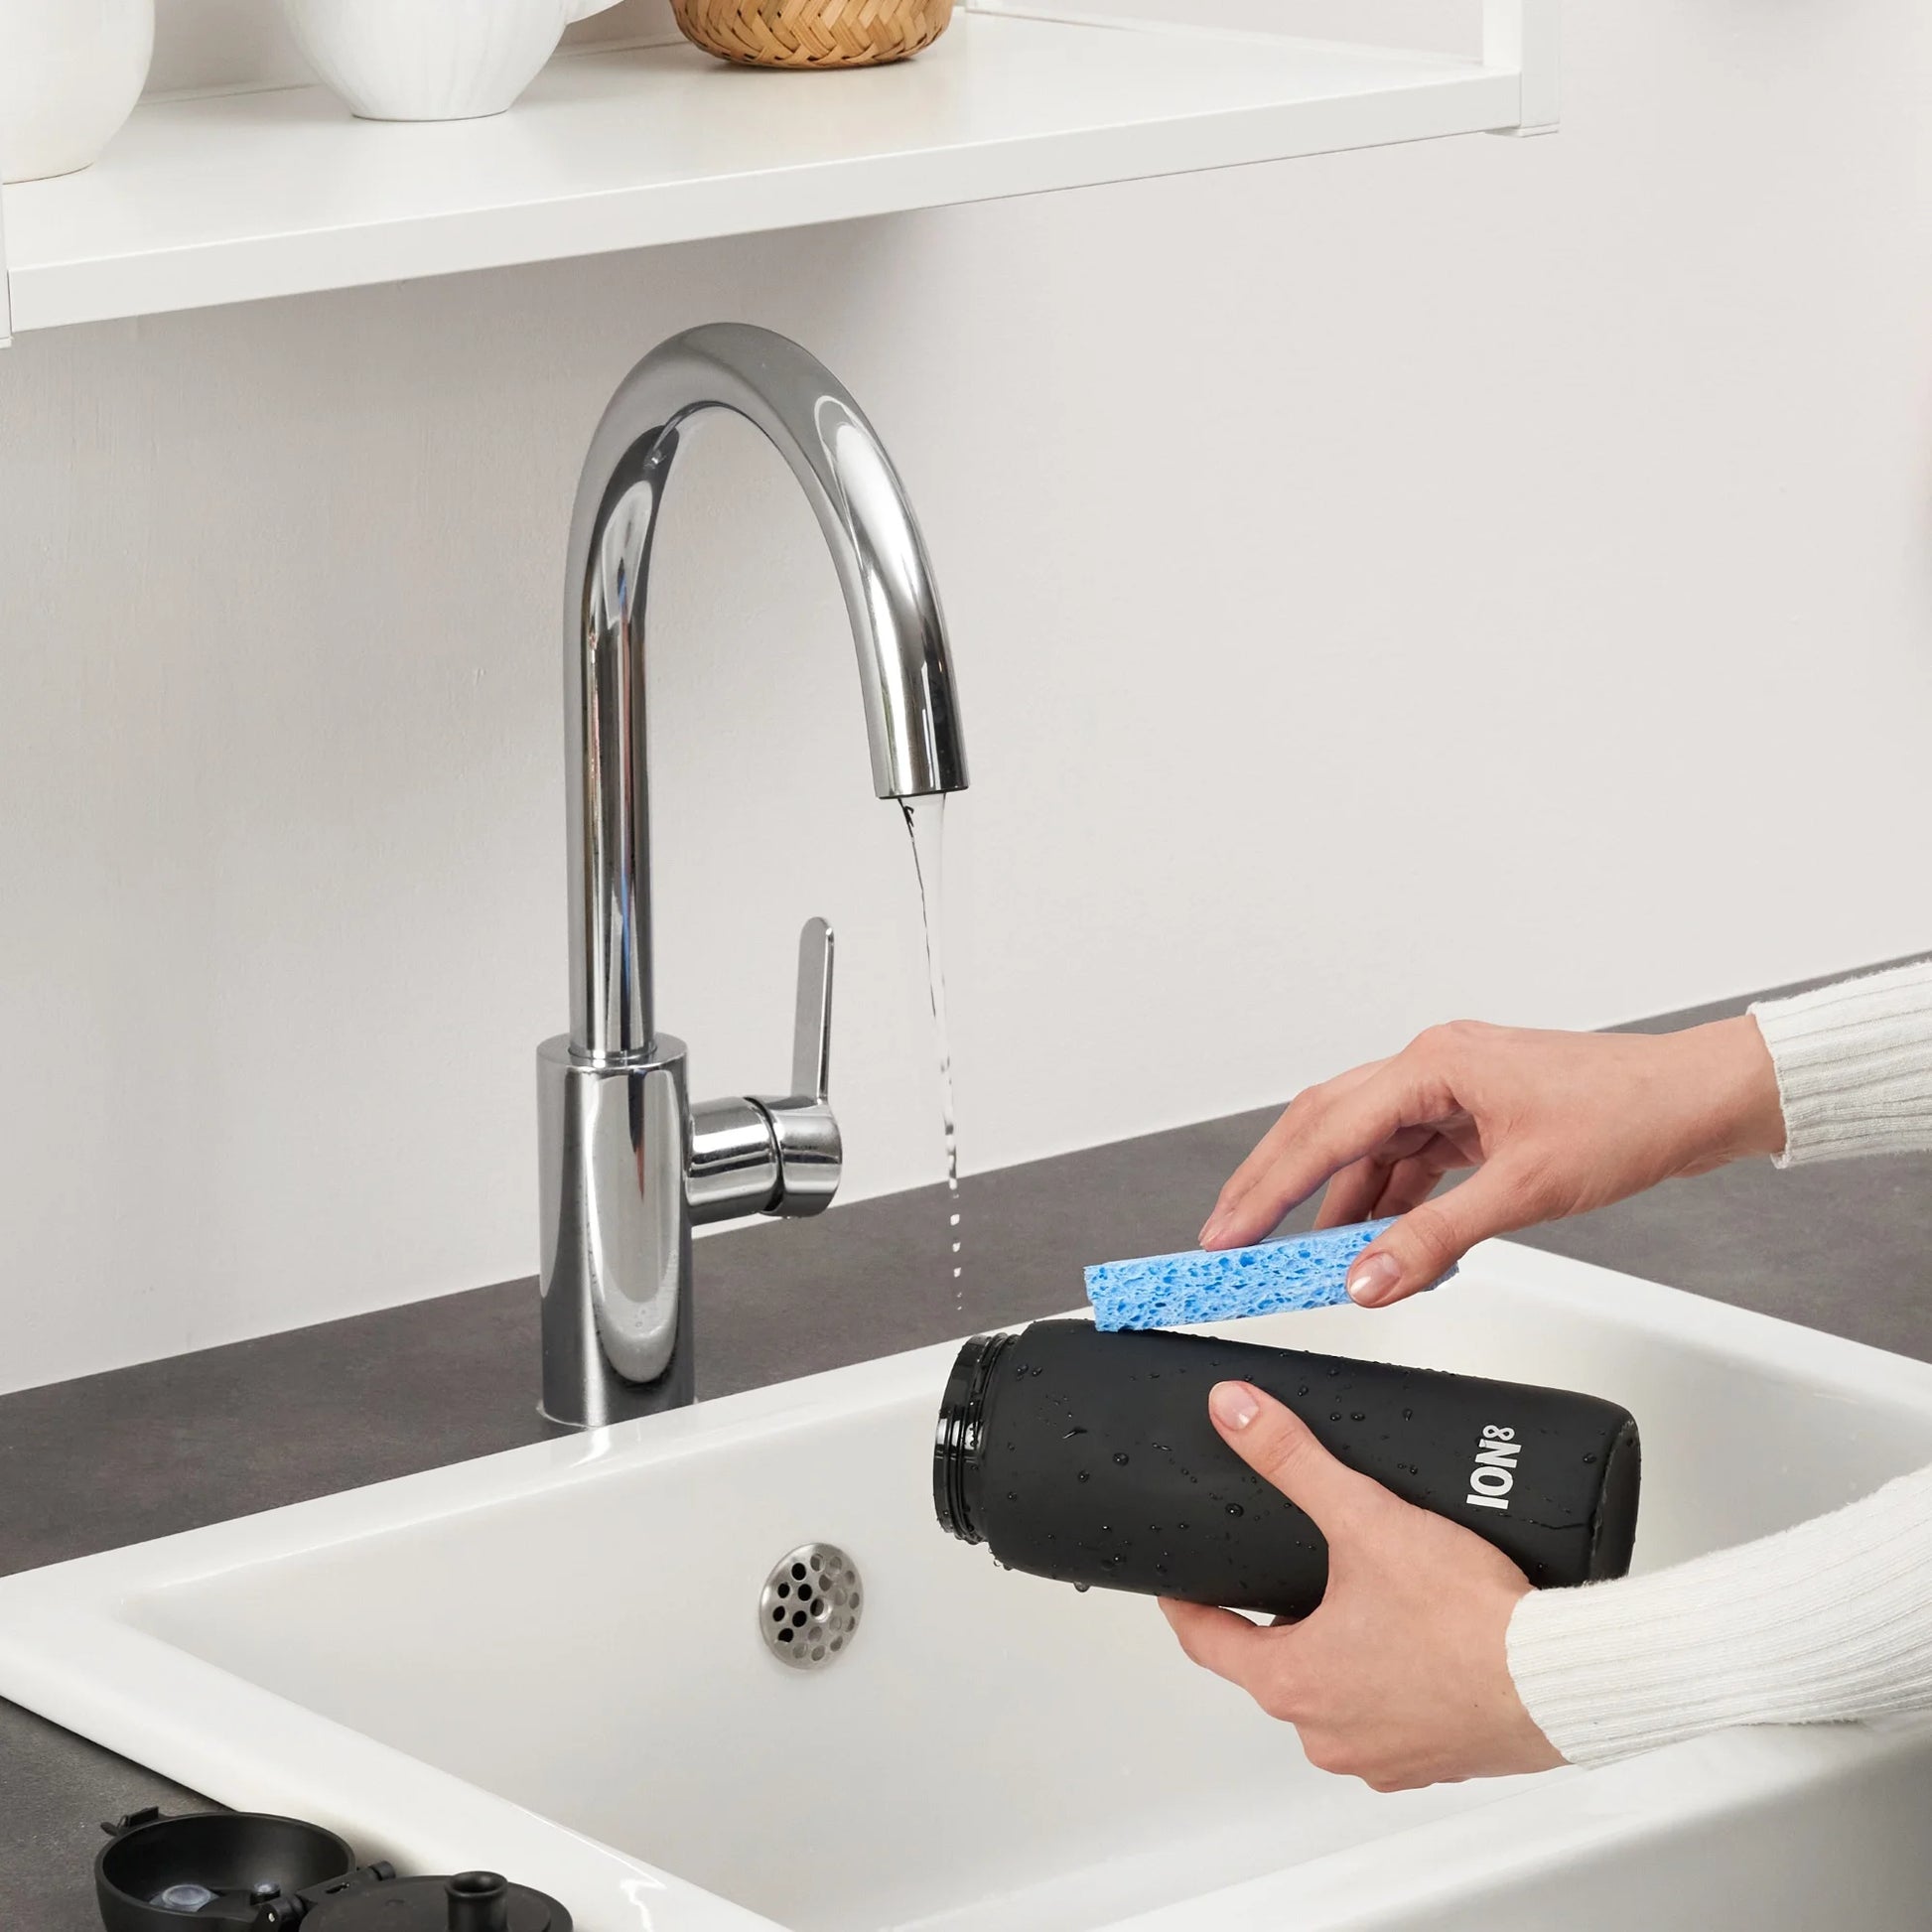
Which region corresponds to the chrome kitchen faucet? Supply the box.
[539,324,969,1428]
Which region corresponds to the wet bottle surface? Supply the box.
[933,1320,1641,1616]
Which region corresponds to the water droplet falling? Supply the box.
[902,796,963,1307]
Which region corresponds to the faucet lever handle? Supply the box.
[789,916,834,1105]
[688,918,841,1227]
[759,917,841,1218]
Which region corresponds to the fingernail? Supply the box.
[1347,1253,1401,1306]
[1198,1214,1227,1248]
[1209,1381,1261,1431]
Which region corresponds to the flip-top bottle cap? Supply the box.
[95,1810,358,1931]
[93,1811,571,1932]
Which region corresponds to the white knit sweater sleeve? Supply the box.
[1503,957,1932,1763]
[1748,955,1932,1165]
[1508,1464,1932,1763]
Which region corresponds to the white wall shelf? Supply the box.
[0,3,1555,338]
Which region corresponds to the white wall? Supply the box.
[2,1,1929,1394]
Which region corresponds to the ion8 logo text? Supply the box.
[1466,1425,1519,1511]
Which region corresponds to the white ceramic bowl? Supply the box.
[0,0,154,184]
[277,0,621,122]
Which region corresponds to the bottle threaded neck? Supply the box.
[931,1329,1015,1543]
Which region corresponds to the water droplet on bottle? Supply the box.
[1077,1470,1090,1482]
[1298,1385,1311,1398]
[1006,1491,1019,1502]
[1226,1503,1245,1518]
[1583,1452,1597,1464]
[1402,1408,1414,1421]
[1112,1451,1130,1466]
[1063,1425,1087,1439]
[1329,1412,1342,1422]
[1073,1583,1090,1593]
[1350,1412,1365,1422]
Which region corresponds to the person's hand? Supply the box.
[1161,1381,1563,1789]
[1199,1016,1785,1306]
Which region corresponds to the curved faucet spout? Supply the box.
[563,323,969,1062]
[540,325,971,1427]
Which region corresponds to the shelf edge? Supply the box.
[4,45,1528,337]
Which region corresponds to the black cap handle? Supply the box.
[444,1873,509,1932]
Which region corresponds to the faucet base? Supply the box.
[537,1034,695,1430]
[536,1313,694,1432]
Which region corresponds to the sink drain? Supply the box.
[759,1543,862,1671]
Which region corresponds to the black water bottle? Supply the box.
[933,1320,1640,1616]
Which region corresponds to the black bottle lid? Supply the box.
[304,1870,572,1932]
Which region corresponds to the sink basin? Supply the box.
[6,1243,1932,1931]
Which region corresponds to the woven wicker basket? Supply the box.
[671,0,954,69]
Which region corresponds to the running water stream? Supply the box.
[901,795,962,1308]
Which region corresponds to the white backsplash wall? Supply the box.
[3,2,1930,1393]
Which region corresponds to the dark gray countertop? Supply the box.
[6,969,1930,1928]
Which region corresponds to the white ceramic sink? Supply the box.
[7,1243,1932,1931]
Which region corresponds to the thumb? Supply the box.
[1207,1381,1379,1538]
[1345,1162,1531,1308]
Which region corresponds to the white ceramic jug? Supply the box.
[277,0,623,121]
[0,0,154,184]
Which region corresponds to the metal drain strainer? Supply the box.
[759,1543,862,1670]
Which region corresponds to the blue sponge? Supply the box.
[1083,1218,1451,1331]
